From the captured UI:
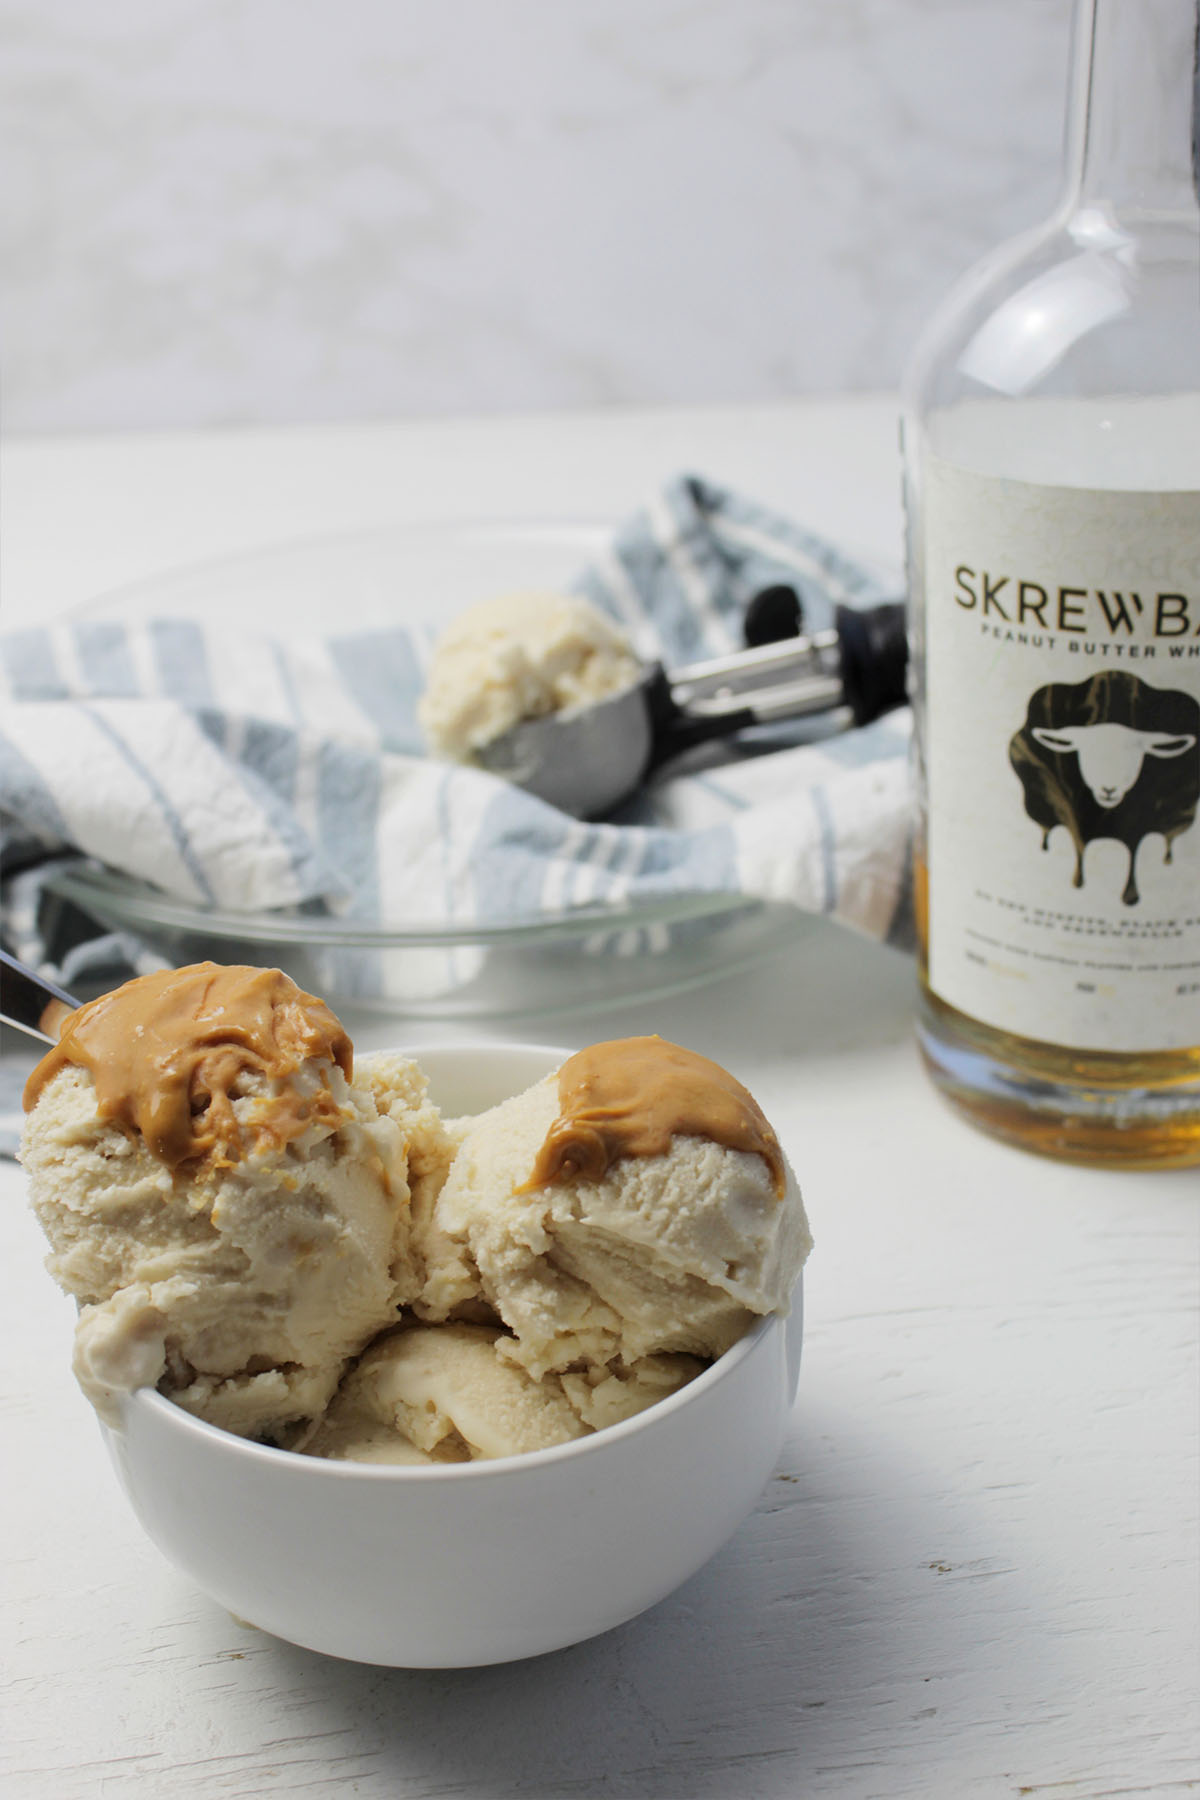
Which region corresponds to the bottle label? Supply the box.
[922,459,1200,1052]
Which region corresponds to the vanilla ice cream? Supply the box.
[418,589,643,762]
[303,1321,707,1463]
[23,973,810,1465]
[417,1036,812,1383]
[20,964,440,1437]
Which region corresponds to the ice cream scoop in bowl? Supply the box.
[99,1042,804,1667]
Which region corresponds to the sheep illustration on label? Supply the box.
[1009,671,1199,905]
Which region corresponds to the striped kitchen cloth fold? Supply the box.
[0,473,914,1026]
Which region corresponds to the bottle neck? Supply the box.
[1062,0,1200,219]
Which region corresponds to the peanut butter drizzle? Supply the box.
[38,997,73,1041]
[23,962,352,1171]
[520,1036,786,1197]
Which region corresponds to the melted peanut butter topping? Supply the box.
[520,1035,785,1197]
[23,962,352,1171]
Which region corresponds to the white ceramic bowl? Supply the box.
[100,1044,805,1667]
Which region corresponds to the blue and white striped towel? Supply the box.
[0,473,913,1049]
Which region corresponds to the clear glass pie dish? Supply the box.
[46,519,817,1018]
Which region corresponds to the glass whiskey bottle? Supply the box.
[902,0,1200,1166]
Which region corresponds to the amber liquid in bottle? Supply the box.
[903,0,1200,1167]
[913,847,1200,1168]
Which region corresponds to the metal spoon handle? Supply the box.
[656,599,909,757]
[0,950,78,1043]
[669,628,843,699]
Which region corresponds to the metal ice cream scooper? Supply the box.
[475,592,909,818]
[0,950,78,1043]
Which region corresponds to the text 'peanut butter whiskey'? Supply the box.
[902,0,1200,1165]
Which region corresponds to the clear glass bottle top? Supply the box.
[905,0,1200,483]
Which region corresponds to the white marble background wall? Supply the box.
[2,0,1074,434]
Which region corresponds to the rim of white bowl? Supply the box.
[123,1292,797,1481]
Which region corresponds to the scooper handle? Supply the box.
[835,600,909,726]
[655,598,909,760]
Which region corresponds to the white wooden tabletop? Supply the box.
[1,399,1196,1800]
